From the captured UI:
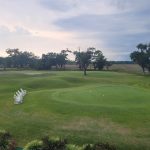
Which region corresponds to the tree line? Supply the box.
[0,43,150,75]
[0,47,110,75]
[0,48,71,70]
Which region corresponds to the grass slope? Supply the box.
[0,71,150,150]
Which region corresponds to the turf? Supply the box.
[0,71,150,150]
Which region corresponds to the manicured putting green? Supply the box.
[52,85,150,107]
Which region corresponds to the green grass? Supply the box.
[0,71,150,150]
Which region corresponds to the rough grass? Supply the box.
[0,70,150,150]
[109,64,143,74]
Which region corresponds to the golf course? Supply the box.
[0,71,150,150]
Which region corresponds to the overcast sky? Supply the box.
[0,0,149,60]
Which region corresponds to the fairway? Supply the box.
[0,71,150,150]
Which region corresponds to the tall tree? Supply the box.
[6,48,20,67]
[92,50,106,70]
[41,53,57,70]
[39,50,71,70]
[56,50,71,69]
[6,48,38,68]
[137,43,147,51]
[130,43,150,73]
[74,49,92,75]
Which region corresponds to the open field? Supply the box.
[0,64,144,74]
[59,64,144,74]
[0,71,150,149]
[109,64,143,74]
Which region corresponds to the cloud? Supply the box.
[54,3,150,59]
[0,26,31,36]
[0,0,150,60]
[0,25,77,57]
[39,0,125,17]
[40,0,77,12]
[55,9,150,33]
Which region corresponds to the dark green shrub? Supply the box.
[84,143,116,150]
[0,130,117,150]
[23,140,42,150]
[8,140,17,150]
[94,143,116,150]
[41,136,67,150]
[66,144,83,150]
[0,130,11,150]
[83,144,93,150]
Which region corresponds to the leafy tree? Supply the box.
[39,50,71,70]
[74,48,107,75]
[6,48,37,68]
[137,43,147,51]
[56,50,71,69]
[130,51,145,73]
[0,56,12,70]
[74,49,92,75]
[92,50,106,70]
[130,43,150,73]
[56,53,66,68]
[6,48,20,68]
[41,53,57,70]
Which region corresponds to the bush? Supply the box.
[24,137,67,150]
[0,130,117,150]
[0,130,11,150]
[41,136,67,150]
[83,144,93,150]
[66,144,84,150]
[23,140,43,150]
[84,143,116,150]
[8,140,17,150]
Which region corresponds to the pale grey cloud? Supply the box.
[0,0,149,60]
[40,0,77,12]
[54,1,150,60]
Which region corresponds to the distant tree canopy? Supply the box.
[0,47,108,74]
[74,50,92,75]
[130,43,150,73]
[3,48,38,69]
[39,50,71,70]
[91,48,107,70]
[74,47,107,75]
[0,48,71,70]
